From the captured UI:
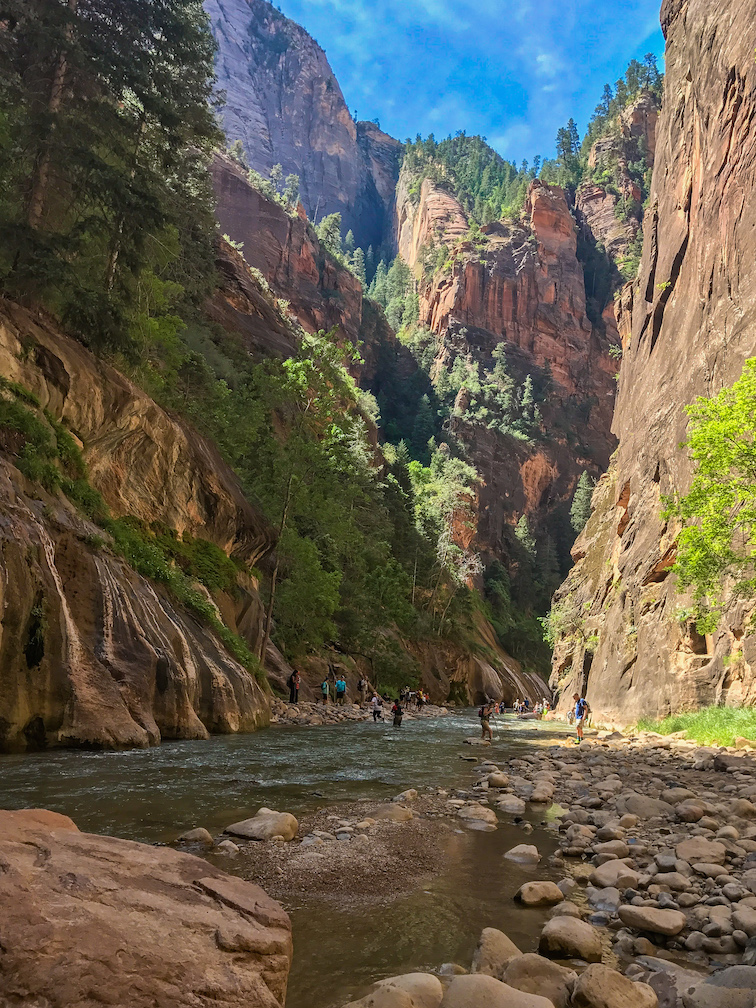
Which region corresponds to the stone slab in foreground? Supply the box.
[0,808,292,1008]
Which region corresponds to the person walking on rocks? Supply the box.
[357,677,367,704]
[370,693,383,722]
[288,670,300,704]
[335,676,347,705]
[573,692,589,743]
[320,678,330,705]
[391,699,403,727]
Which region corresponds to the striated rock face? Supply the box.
[212,153,365,346]
[0,809,292,1007]
[205,0,401,249]
[396,173,616,557]
[0,302,272,751]
[550,0,756,725]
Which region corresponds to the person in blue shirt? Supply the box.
[573,693,589,743]
[335,677,347,705]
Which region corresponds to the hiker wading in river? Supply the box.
[479,699,494,741]
[573,692,590,743]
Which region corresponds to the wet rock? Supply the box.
[551,901,583,918]
[571,964,657,1008]
[471,927,522,977]
[438,964,468,976]
[498,796,527,815]
[224,807,299,842]
[215,839,240,855]
[488,773,510,788]
[0,809,292,1007]
[374,973,444,1008]
[515,881,565,907]
[457,804,497,826]
[617,906,686,936]
[538,916,603,963]
[441,974,553,1008]
[503,844,541,865]
[503,953,577,1008]
[178,827,214,846]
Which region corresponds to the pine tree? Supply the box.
[269,163,283,191]
[520,375,535,422]
[1,0,220,347]
[350,247,366,286]
[282,173,300,207]
[316,213,342,256]
[411,395,436,462]
[514,514,537,560]
[570,471,595,534]
[344,229,355,255]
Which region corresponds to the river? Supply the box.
[0,710,574,1007]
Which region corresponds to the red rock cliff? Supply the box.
[549,0,756,726]
[395,171,617,560]
[205,0,401,250]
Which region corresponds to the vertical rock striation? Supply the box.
[205,0,401,249]
[550,0,756,725]
[0,302,274,752]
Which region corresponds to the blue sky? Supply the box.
[275,0,665,163]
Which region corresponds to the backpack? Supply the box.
[478,706,485,719]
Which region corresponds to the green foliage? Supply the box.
[402,133,537,224]
[316,213,343,257]
[0,0,221,354]
[636,706,756,747]
[570,471,595,534]
[664,358,756,633]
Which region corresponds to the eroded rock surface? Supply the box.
[0,302,272,751]
[0,809,292,1007]
[550,0,756,724]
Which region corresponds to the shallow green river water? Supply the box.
[0,710,574,1007]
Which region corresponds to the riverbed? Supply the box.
[0,710,575,1008]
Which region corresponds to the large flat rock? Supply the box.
[0,808,292,1007]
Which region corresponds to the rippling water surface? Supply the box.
[0,710,574,1006]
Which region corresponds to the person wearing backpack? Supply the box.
[391,699,403,727]
[335,676,347,705]
[370,693,383,722]
[321,679,330,705]
[573,693,590,742]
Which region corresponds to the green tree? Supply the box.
[515,514,537,561]
[282,173,300,207]
[570,470,595,534]
[350,247,366,286]
[411,394,436,462]
[665,359,756,632]
[269,163,283,191]
[0,0,220,350]
[344,229,355,254]
[316,213,342,256]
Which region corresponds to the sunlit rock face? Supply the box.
[394,172,616,568]
[205,0,401,250]
[0,301,272,752]
[549,0,756,726]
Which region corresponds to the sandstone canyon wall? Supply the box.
[549,0,756,726]
[0,301,273,752]
[394,170,617,564]
[205,0,401,249]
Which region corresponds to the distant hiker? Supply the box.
[392,700,404,727]
[416,691,425,710]
[370,694,383,722]
[358,677,368,704]
[479,700,494,741]
[335,676,347,705]
[288,670,300,704]
[524,698,530,710]
[573,692,590,742]
[321,679,330,705]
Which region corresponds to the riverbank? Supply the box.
[270,698,450,727]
